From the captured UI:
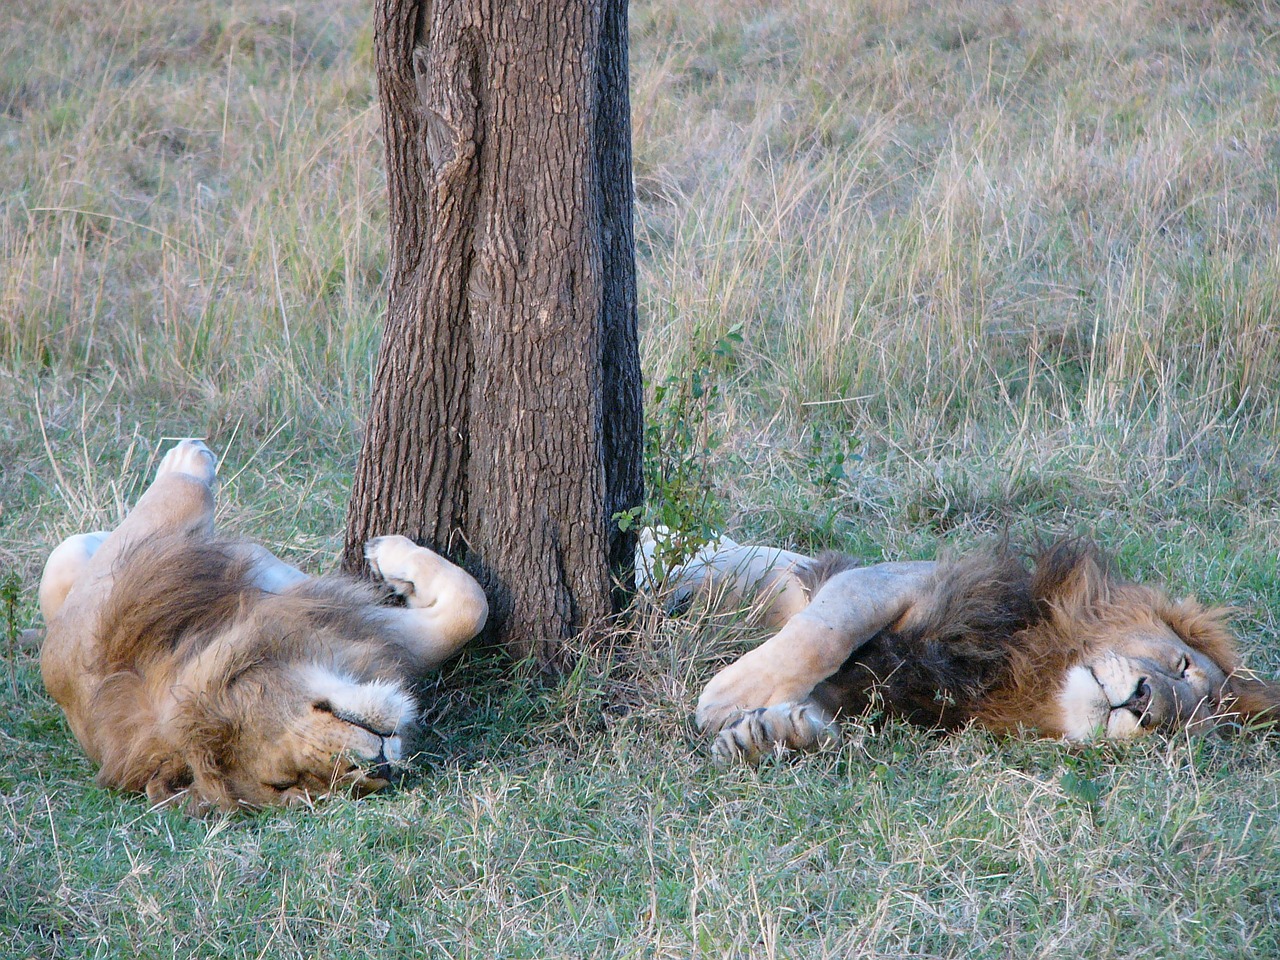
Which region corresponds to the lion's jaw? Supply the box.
[1055,625,1229,741]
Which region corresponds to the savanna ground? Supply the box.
[3,0,1280,956]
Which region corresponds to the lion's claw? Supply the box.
[710,702,839,766]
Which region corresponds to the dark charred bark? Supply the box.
[345,0,642,667]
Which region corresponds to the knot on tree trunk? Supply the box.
[413,43,481,175]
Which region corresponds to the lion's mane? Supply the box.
[807,539,1242,735]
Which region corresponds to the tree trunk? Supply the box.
[344,0,643,667]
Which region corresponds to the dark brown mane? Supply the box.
[813,545,1038,729]
[96,535,260,671]
[966,538,1116,735]
[1029,537,1118,617]
[806,537,1242,737]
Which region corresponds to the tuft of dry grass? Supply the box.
[4,0,1280,957]
[633,0,1280,560]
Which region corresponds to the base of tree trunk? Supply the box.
[345,0,642,667]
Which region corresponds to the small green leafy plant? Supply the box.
[620,324,743,586]
[804,422,860,493]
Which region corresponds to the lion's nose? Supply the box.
[1122,678,1152,720]
[366,744,393,782]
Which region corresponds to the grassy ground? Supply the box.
[3,0,1280,956]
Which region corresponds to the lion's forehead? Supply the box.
[1084,620,1199,669]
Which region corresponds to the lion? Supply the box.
[664,533,1280,763]
[39,439,488,812]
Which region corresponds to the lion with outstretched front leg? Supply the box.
[39,439,488,812]
[671,535,1280,764]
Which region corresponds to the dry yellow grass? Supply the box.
[3,0,1280,956]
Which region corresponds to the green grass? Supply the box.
[4,0,1280,956]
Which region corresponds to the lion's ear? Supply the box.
[144,759,194,809]
[1031,538,1112,613]
[1223,674,1280,730]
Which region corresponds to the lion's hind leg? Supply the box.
[711,701,839,766]
[158,441,310,594]
[39,532,109,622]
[92,439,216,563]
[41,442,221,623]
[232,544,310,593]
[644,531,814,631]
[95,439,220,563]
[153,438,218,485]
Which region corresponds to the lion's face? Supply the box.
[153,664,418,811]
[1025,542,1259,742]
[1058,621,1230,740]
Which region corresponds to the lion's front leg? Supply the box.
[695,615,850,734]
[695,561,937,758]
[365,535,489,670]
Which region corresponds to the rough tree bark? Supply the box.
[344,0,643,667]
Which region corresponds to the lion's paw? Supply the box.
[710,702,838,767]
[156,439,217,485]
[365,535,423,597]
[695,649,812,735]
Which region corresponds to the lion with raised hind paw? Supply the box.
[39,439,488,812]
[660,533,1280,764]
